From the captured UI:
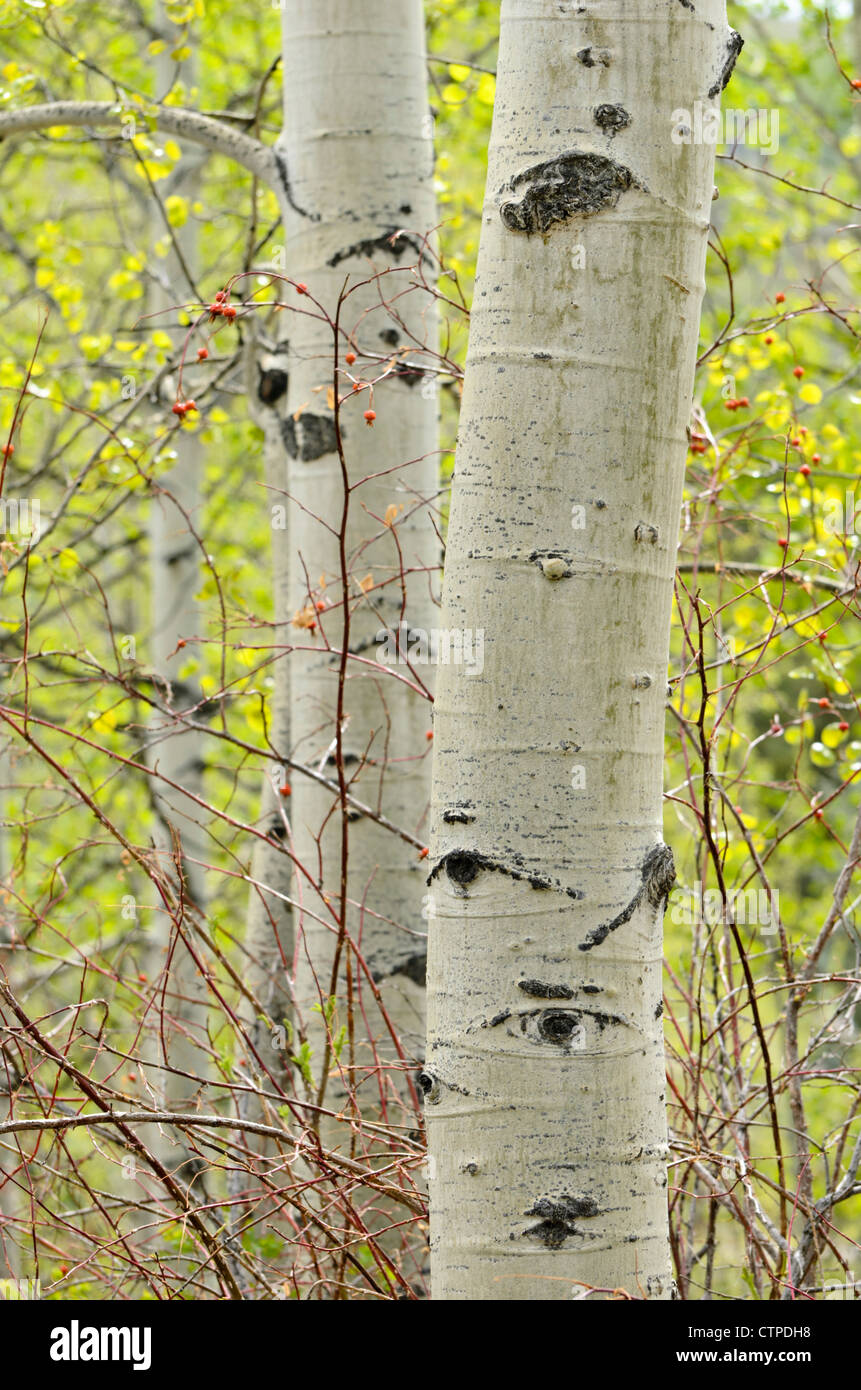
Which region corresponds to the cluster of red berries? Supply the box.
[689,433,708,454]
[724,396,750,411]
[207,289,237,322]
[171,399,197,417]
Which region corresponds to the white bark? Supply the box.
[235,339,294,1119]
[276,0,438,1221]
[145,55,210,1160]
[426,0,737,1299]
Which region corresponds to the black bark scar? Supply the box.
[518,979,575,1000]
[578,844,676,952]
[708,31,744,98]
[281,412,337,462]
[593,104,630,135]
[327,229,425,269]
[370,950,426,986]
[273,150,319,222]
[523,1195,600,1248]
[499,151,638,234]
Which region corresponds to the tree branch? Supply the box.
[0,101,278,187]
[0,1108,425,1215]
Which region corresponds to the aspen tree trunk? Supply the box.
[145,49,210,1161]
[276,0,438,1219]
[426,0,740,1300]
[236,338,293,1117]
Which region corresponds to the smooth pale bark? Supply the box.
[276,0,438,1224]
[145,56,210,1162]
[236,340,294,1116]
[426,0,737,1299]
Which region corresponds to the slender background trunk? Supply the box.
[276,0,439,1267]
[145,48,210,1171]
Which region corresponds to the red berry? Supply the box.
[799,465,811,478]
[295,282,308,295]
[138,973,147,982]
[315,600,327,611]
[777,537,788,548]
[791,437,800,446]
[793,366,804,378]
[279,783,291,796]
[817,698,830,708]
[59,1265,68,1276]
[725,398,738,411]
[775,292,786,303]
[184,400,196,413]
[364,409,376,426]
[222,305,237,320]
[197,347,208,360]
[418,847,429,860]
[739,396,749,408]
[1,443,12,458]
[208,304,223,320]
[814,809,824,820]
[426,730,433,741]
[764,335,774,345]
[838,721,850,732]
[853,79,861,89]
[812,453,820,463]
[345,351,357,366]
[172,403,184,416]
[177,639,186,648]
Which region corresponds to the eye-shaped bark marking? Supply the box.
[499,151,638,234]
[523,1194,600,1248]
[428,849,583,898]
[417,1070,441,1104]
[417,1070,469,1104]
